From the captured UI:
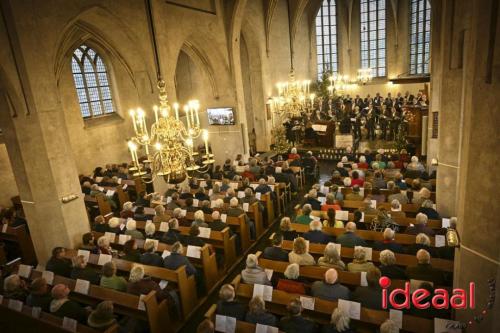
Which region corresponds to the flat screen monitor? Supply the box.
[207,107,235,125]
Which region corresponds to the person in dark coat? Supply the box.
[26,278,52,312]
[405,213,435,236]
[216,284,247,321]
[406,249,445,285]
[92,215,108,233]
[305,189,322,211]
[46,247,72,278]
[280,217,299,241]
[336,222,366,247]
[262,233,289,262]
[121,239,141,262]
[303,220,332,244]
[351,267,383,310]
[417,200,441,220]
[311,269,350,302]
[50,284,89,324]
[245,296,277,327]
[279,298,318,333]
[161,218,184,245]
[127,266,170,302]
[379,249,407,280]
[163,242,197,276]
[70,255,100,285]
[140,240,163,267]
[321,308,356,333]
[3,274,28,302]
[373,228,404,253]
[183,225,206,247]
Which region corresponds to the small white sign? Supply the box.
[299,296,315,310]
[74,279,90,294]
[18,264,32,278]
[338,299,361,320]
[98,186,105,192]
[215,315,236,333]
[7,299,23,312]
[138,294,146,311]
[159,222,169,232]
[243,203,250,212]
[161,250,171,259]
[237,191,245,199]
[97,254,112,266]
[318,197,326,204]
[95,177,103,183]
[370,200,377,209]
[118,234,131,245]
[104,232,116,243]
[442,218,450,228]
[186,245,201,259]
[77,249,90,262]
[208,189,213,196]
[435,235,446,247]
[159,280,168,290]
[221,214,227,223]
[250,184,258,190]
[180,210,187,218]
[117,178,122,184]
[198,227,211,239]
[335,210,349,221]
[123,184,128,190]
[31,306,41,318]
[275,167,282,173]
[360,271,368,286]
[62,317,77,332]
[106,190,115,197]
[360,212,365,222]
[264,268,273,280]
[42,270,55,285]
[255,324,278,333]
[230,183,239,190]
[193,199,199,207]
[252,284,273,301]
[255,192,262,200]
[390,309,403,329]
[1,224,7,233]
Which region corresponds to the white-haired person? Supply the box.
[153,204,169,223]
[303,220,331,244]
[336,222,366,247]
[127,265,169,302]
[335,162,349,177]
[418,199,440,220]
[107,217,123,234]
[3,274,28,302]
[163,241,197,276]
[125,219,144,240]
[380,319,400,333]
[347,246,376,273]
[295,203,314,225]
[413,187,432,206]
[288,147,300,160]
[160,218,182,245]
[321,307,355,333]
[245,296,277,327]
[241,254,271,285]
[345,185,363,201]
[387,181,408,204]
[407,233,434,256]
[288,237,316,266]
[358,155,369,169]
[318,243,345,270]
[227,197,256,239]
[373,228,404,253]
[120,201,134,219]
[216,284,246,320]
[406,212,435,236]
[352,267,383,310]
[192,210,209,228]
[145,222,159,240]
[389,199,406,219]
[50,283,89,323]
[304,189,322,211]
[407,155,425,173]
[405,249,445,285]
[311,268,350,301]
[276,263,306,295]
[379,249,406,280]
[96,236,113,255]
[279,217,299,241]
[255,178,272,194]
[140,239,163,267]
[279,298,317,333]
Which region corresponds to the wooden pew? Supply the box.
[0,297,119,333]
[0,224,37,265]
[232,278,434,333]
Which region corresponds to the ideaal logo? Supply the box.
[379,277,475,310]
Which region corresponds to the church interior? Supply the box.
[0,0,499,332]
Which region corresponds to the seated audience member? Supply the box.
[345,185,363,201]
[197,319,214,333]
[304,220,331,244]
[121,239,141,262]
[370,187,386,204]
[321,307,355,333]
[184,197,197,213]
[407,233,434,256]
[227,197,256,240]
[81,232,99,254]
[153,204,169,223]
[305,189,322,211]
[263,233,289,262]
[352,267,383,309]
[87,301,117,330]
[347,247,375,273]
[350,171,364,187]
[223,188,236,204]
[280,217,299,241]
[133,206,148,221]
[336,222,366,247]
[387,181,408,204]
[199,200,212,214]
[318,243,345,270]
[255,178,272,194]
[26,277,52,311]
[288,147,300,160]
[413,187,431,206]
[190,211,206,229]
[97,236,113,255]
[3,274,28,301]
[380,319,400,333]
[407,155,425,173]
[418,199,440,220]
[389,199,406,218]
[100,261,127,292]
[125,219,144,240]
[167,192,181,210]
[127,265,168,301]
[330,171,344,186]
[360,198,378,215]
[184,225,206,247]
[379,250,406,280]
[50,284,89,323]
[289,237,316,265]
[241,254,271,285]
[374,228,404,253]
[179,185,193,199]
[216,284,246,320]
[330,184,344,202]
[245,296,277,327]
[144,222,160,240]
[406,249,445,285]
[394,173,408,190]
[71,255,100,285]
[358,155,369,169]
[92,215,108,233]
[279,298,317,333]
[161,218,183,245]
[296,204,314,225]
[321,193,341,211]
[163,241,197,276]
[352,210,366,230]
[210,184,222,201]
[335,162,349,178]
[373,171,387,189]
[323,208,344,228]
[46,247,72,278]
[140,239,163,266]
[406,213,435,236]
[343,177,352,188]
[107,217,122,234]
[195,187,210,201]
[120,201,134,219]
[311,269,350,301]
[208,211,229,233]
[276,263,306,295]
[82,181,92,195]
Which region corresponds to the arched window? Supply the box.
[71,45,115,118]
[315,0,338,80]
[360,0,386,77]
[409,0,431,74]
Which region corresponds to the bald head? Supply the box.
[345,222,357,232]
[325,268,338,284]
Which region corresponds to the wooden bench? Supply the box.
[0,224,37,265]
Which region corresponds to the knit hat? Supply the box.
[88,301,116,329]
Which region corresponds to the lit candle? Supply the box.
[129,109,137,133]
[202,130,209,155]
[184,105,191,128]
[155,142,163,164]
[194,101,200,126]
[173,103,179,120]
[143,135,150,156]
[128,141,138,165]
[153,105,158,123]
[186,137,194,154]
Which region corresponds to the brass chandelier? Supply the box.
[127,0,214,183]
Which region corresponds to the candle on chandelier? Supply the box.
[129,109,138,133]
[128,141,138,165]
[202,129,209,155]
[153,105,159,123]
[193,100,200,126]
[143,135,150,156]
[155,142,163,164]
[184,105,191,129]
[173,103,179,120]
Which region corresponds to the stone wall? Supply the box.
[0,143,18,207]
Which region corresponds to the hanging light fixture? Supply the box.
[357,67,373,84]
[127,0,214,183]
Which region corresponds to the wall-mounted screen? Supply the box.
[207,107,235,125]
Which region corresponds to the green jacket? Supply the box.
[295,215,313,225]
[100,275,127,292]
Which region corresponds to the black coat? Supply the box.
[303,230,332,244]
[161,229,183,245]
[351,286,383,310]
[245,311,277,327]
[216,300,246,321]
[70,267,100,285]
[262,246,289,262]
[140,252,164,267]
[380,264,407,280]
[279,315,318,333]
[373,240,404,253]
[46,257,72,278]
[52,300,88,324]
[26,292,52,312]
